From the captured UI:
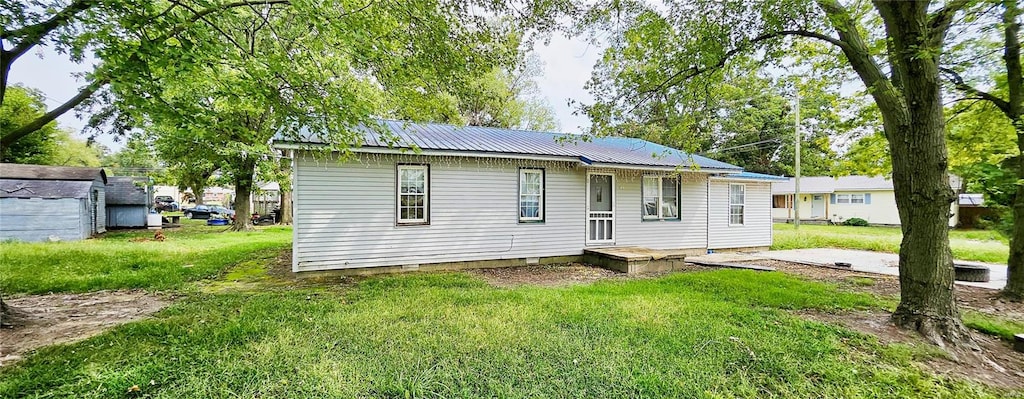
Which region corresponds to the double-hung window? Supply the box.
[397,165,428,224]
[642,175,680,220]
[836,194,865,204]
[519,169,544,222]
[729,184,745,225]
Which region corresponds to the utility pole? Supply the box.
[793,85,801,230]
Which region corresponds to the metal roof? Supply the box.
[105,176,150,205]
[0,163,106,183]
[772,175,895,194]
[0,179,94,199]
[715,171,790,181]
[279,120,742,171]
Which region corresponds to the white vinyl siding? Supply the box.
[614,172,708,250]
[642,175,680,220]
[709,179,772,249]
[293,153,585,271]
[729,184,745,225]
[519,169,544,222]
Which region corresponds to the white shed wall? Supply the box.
[708,179,773,249]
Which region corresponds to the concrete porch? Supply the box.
[583,247,697,274]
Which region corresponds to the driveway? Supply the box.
[757,249,1007,290]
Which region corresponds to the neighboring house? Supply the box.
[105,176,151,228]
[275,120,782,273]
[771,175,960,226]
[0,163,107,242]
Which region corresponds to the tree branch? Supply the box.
[940,67,1012,114]
[0,79,107,147]
[928,0,974,46]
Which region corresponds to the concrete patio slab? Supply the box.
[757,248,1007,290]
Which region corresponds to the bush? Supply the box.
[843,217,869,226]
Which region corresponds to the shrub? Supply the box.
[843,217,869,227]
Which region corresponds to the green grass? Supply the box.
[772,224,1009,263]
[2,269,1009,398]
[0,220,292,295]
[964,311,1024,341]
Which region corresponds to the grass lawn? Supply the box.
[772,223,1009,264]
[1,268,1010,398]
[0,220,291,295]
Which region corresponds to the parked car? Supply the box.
[154,195,179,212]
[184,205,235,220]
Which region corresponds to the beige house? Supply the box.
[771,175,960,226]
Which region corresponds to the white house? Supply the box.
[771,175,960,226]
[275,120,783,273]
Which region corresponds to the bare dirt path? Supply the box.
[0,290,170,366]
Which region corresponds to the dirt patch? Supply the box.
[0,290,170,366]
[798,309,1024,390]
[471,263,624,287]
[469,262,709,288]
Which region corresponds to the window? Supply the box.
[642,175,680,220]
[772,195,791,209]
[397,165,428,224]
[836,193,866,204]
[729,184,745,225]
[519,169,544,222]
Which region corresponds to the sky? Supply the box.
[8,34,601,153]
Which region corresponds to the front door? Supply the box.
[586,173,614,244]
[811,194,825,218]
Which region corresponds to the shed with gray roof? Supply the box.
[275,119,777,273]
[0,163,107,242]
[105,176,152,228]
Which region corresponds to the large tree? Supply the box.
[1,0,304,147]
[581,0,976,346]
[939,0,1023,298]
[108,1,530,230]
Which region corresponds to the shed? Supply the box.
[105,176,151,228]
[0,163,107,242]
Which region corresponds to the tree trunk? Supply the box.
[1006,122,1024,298]
[1001,0,1024,299]
[230,157,256,231]
[279,189,292,225]
[193,187,205,206]
[278,151,293,225]
[0,294,24,328]
[872,0,971,348]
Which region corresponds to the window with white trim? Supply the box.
[836,194,866,204]
[397,165,428,224]
[519,169,544,222]
[642,175,680,220]
[729,184,745,225]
